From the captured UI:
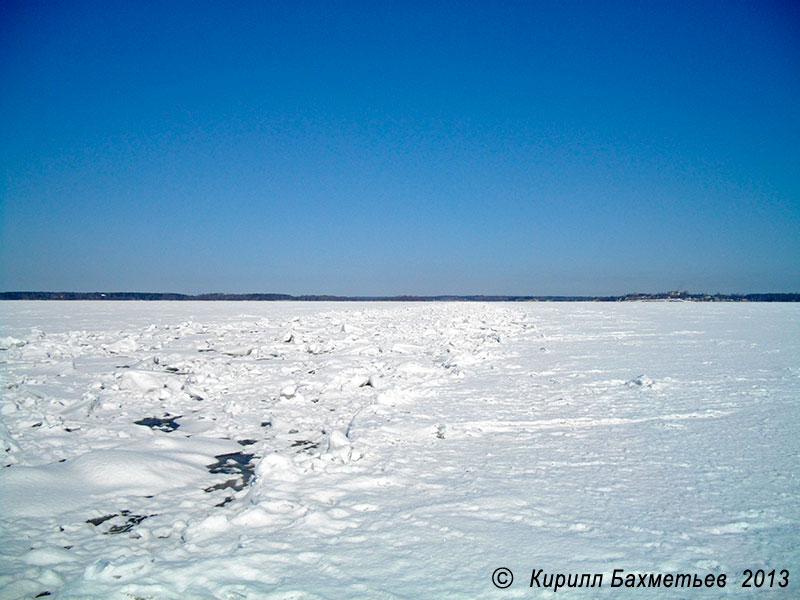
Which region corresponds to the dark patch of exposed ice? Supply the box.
[626,375,656,388]
[206,452,255,487]
[86,514,116,526]
[134,416,181,432]
[291,439,319,452]
[87,511,153,534]
[205,451,256,507]
[105,511,151,535]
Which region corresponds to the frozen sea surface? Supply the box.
[1,301,798,599]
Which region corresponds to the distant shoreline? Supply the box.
[1,291,798,302]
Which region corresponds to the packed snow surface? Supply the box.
[1,301,798,599]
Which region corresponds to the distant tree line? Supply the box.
[1,291,798,302]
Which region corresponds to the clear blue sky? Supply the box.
[1,0,798,295]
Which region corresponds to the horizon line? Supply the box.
[2,291,799,302]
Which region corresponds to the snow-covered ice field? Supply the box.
[1,301,798,599]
